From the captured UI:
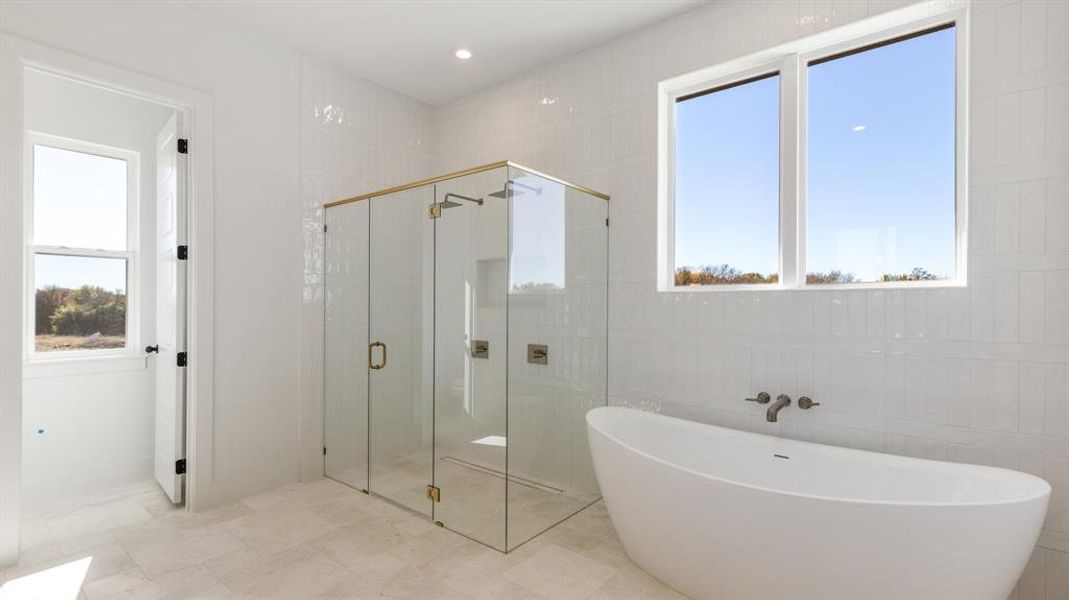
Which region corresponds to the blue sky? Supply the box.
[675,26,956,282]
[36,254,127,294]
[675,74,780,277]
[33,145,129,293]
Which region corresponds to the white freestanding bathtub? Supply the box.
[587,407,1050,600]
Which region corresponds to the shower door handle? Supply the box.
[369,341,387,370]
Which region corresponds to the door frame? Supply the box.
[0,34,216,567]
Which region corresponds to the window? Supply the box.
[27,134,139,358]
[807,25,956,285]
[674,74,780,286]
[660,11,964,290]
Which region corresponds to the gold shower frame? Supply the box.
[324,160,609,208]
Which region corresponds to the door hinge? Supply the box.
[177,138,189,154]
[428,203,441,219]
[175,458,187,475]
[322,446,327,456]
[323,224,328,233]
[426,485,440,502]
[177,352,188,367]
[177,245,188,260]
[605,217,610,227]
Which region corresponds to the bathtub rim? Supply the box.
[587,406,1051,509]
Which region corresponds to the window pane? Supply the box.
[35,254,127,352]
[674,74,780,286]
[806,26,956,284]
[510,173,565,293]
[34,145,128,251]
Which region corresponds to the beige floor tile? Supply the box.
[93,564,233,600]
[588,568,688,600]
[6,477,679,600]
[165,501,253,530]
[217,545,362,599]
[503,544,616,599]
[220,502,336,558]
[0,542,63,583]
[302,491,376,528]
[386,524,479,567]
[48,500,153,555]
[113,520,245,577]
[375,564,474,599]
[52,543,139,585]
[427,544,525,598]
[470,578,542,600]
[81,567,151,600]
[308,521,409,570]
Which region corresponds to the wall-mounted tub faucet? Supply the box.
[798,396,820,410]
[767,394,791,423]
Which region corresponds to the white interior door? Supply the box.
[153,112,187,504]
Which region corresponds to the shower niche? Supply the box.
[323,161,608,552]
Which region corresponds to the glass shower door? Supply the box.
[432,167,509,550]
[324,200,369,491]
[505,166,608,550]
[368,186,435,516]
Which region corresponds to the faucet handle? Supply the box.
[746,392,771,404]
[798,396,820,409]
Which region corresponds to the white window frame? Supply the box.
[23,131,141,363]
[657,3,968,292]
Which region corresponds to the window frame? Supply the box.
[657,5,968,292]
[23,131,141,363]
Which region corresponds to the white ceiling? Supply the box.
[190,0,707,106]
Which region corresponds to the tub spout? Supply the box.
[767,394,791,423]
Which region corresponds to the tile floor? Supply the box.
[0,478,683,599]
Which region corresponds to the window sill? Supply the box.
[659,280,967,293]
[23,354,147,379]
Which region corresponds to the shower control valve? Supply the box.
[746,392,771,404]
[798,396,820,409]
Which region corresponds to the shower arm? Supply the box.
[442,192,484,206]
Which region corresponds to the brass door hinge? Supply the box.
[426,485,440,502]
[428,203,441,219]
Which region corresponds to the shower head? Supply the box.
[488,179,543,199]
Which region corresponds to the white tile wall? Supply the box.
[298,57,435,481]
[427,0,1069,597]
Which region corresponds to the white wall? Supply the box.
[0,1,303,509]
[21,71,173,503]
[431,0,1069,596]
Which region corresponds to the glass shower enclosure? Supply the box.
[323,162,608,552]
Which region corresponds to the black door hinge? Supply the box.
[175,458,187,475]
[605,217,610,227]
[177,352,188,367]
[322,446,327,456]
[323,224,328,233]
[177,245,188,260]
[177,138,188,154]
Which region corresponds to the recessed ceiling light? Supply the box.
[852,125,866,132]
[453,48,473,60]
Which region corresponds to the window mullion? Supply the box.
[779,54,802,289]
